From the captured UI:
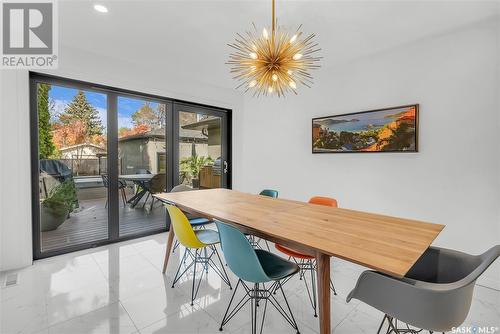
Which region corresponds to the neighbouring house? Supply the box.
[118,128,209,175]
[58,143,107,176]
[59,143,107,159]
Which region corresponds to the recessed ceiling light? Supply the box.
[94,4,108,13]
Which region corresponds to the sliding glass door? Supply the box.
[116,96,171,237]
[175,103,229,189]
[30,74,230,259]
[34,83,109,253]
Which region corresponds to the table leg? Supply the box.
[316,252,331,334]
[162,225,176,274]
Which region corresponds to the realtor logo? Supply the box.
[1,0,58,68]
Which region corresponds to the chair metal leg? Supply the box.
[219,279,300,334]
[172,239,180,253]
[329,277,338,295]
[376,314,388,334]
[191,249,199,306]
[381,315,440,334]
[310,260,318,317]
[142,193,150,208]
[171,246,232,306]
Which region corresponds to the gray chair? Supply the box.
[347,245,500,334]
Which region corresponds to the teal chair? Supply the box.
[216,221,300,334]
[259,189,278,198]
[247,189,279,251]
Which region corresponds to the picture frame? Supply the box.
[312,104,419,153]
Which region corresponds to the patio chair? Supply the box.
[101,174,128,208]
[143,173,166,210]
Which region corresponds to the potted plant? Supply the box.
[180,154,213,188]
[40,180,78,231]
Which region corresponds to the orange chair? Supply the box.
[275,196,338,317]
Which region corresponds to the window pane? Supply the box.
[178,111,222,189]
[38,84,108,252]
[117,97,168,237]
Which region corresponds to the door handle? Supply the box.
[223,161,228,174]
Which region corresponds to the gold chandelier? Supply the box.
[227,0,321,97]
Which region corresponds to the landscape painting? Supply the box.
[312,104,418,153]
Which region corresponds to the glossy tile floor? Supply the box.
[1,229,499,334]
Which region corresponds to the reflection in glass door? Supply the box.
[117,96,169,237]
[36,83,109,253]
[175,103,228,189]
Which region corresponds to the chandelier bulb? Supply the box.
[272,74,278,82]
[249,80,257,88]
[263,28,269,40]
[290,34,297,43]
[289,80,297,89]
[249,52,258,59]
[292,53,303,60]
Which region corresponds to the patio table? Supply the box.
[119,174,155,208]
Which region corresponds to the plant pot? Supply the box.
[192,178,200,189]
[40,205,69,232]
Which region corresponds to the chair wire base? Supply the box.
[377,315,446,334]
[247,235,271,251]
[171,244,232,305]
[277,258,337,317]
[219,279,300,334]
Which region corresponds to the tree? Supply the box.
[52,121,88,175]
[38,83,55,159]
[118,124,151,138]
[131,102,166,129]
[59,90,103,137]
[131,102,157,128]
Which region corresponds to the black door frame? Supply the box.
[29,72,232,260]
[173,102,230,189]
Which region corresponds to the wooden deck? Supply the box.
[41,197,166,252]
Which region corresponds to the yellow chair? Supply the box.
[164,204,232,305]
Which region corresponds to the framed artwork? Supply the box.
[312,104,418,153]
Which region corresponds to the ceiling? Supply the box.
[59,0,499,89]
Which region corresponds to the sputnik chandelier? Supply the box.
[227,0,321,97]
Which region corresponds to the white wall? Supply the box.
[233,18,500,289]
[0,46,244,271]
[1,14,499,290]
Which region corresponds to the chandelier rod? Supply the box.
[272,0,276,35]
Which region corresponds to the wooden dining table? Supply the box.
[154,188,445,334]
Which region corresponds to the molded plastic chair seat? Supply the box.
[189,217,211,226]
[275,243,314,260]
[194,229,220,245]
[255,249,299,280]
[347,245,500,333]
[163,204,232,305]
